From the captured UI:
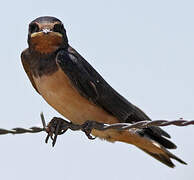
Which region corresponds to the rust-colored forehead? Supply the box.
[34,21,61,30]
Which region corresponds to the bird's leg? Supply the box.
[81,120,102,140]
[43,114,105,145]
[45,117,68,147]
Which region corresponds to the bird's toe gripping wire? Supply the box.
[44,117,68,147]
[81,120,97,140]
[41,113,100,147]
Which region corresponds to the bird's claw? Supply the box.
[45,117,68,147]
[81,120,96,140]
[43,115,99,145]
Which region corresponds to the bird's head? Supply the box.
[28,16,68,54]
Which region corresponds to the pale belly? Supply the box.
[33,68,118,126]
[32,68,142,143]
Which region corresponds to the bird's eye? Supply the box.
[29,23,39,34]
[53,23,64,33]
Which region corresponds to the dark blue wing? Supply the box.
[57,47,145,122]
[56,46,176,149]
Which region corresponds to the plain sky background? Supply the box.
[0,0,194,179]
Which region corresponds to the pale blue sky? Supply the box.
[0,0,194,179]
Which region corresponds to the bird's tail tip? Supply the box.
[140,147,187,168]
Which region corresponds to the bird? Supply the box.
[21,16,186,168]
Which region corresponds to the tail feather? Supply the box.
[168,151,187,165]
[112,130,187,168]
[138,128,177,149]
[147,135,177,149]
[141,148,187,168]
[138,128,187,167]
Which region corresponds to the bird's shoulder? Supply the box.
[21,48,40,93]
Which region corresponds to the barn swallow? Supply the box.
[21,16,186,168]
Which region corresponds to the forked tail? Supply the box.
[113,130,187,168]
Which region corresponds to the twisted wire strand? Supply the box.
[101,120,194,131]
[0,113,193,136]
[0,127,44,135]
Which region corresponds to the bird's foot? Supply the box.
[41,112,104,146]
[45,117,68,147]
[81,120,98,140]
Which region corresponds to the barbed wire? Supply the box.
[0,113,194,146]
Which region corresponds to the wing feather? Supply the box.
[56,47,174,142]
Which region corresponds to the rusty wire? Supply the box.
[0,113,194,146]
